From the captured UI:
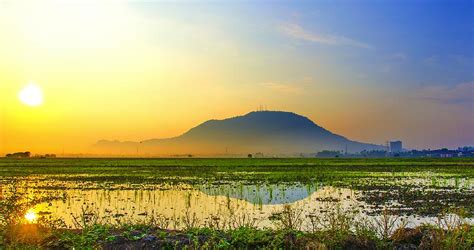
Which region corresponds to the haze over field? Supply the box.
[0,1,473,155]
[94,111,384,155]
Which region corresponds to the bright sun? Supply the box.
[19,82,43,107]
[24,209,38,223]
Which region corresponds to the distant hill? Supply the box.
[93,111,384,155]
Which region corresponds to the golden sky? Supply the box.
[0,1,472,154]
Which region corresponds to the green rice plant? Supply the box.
[454,177,460,189]
[431,208,473,249]
[70,205,102,230]
[431,176,439,187]
[0,181,58,246]
[371,208,403,240]
[228,227,273,248]
[49,224,110,248]
[204,213,230,231]
[181,208,200,230]
[309,204,357,234]
[230,213,259,229]
[269,204,304,231]
[352,217,381,247]
[441,223,473,250]
[436,208,466,231]
[148,213,172,229]
[0,158,473,248]
[0,183,30,228]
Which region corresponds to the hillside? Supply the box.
[93,111,384,155]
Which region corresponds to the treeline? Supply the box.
[5,152,56,158]
[316,147,474,158]
[5,152,31,158]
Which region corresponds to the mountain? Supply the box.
[93,111,384,155]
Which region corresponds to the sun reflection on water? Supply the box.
[24,209,38,223]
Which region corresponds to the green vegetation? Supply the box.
[2,203,473,249]
[0,158,472,183]
[1,158,473,248]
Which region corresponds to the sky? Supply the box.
[0,0,473,155]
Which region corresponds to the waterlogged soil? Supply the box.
[359,184,473,216]
[0,158,473,230]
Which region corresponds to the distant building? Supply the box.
[440,153,453,158]
[389,141,402,153]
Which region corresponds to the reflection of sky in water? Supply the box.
[25,184,358,229]
[198,183,318,205]
[2,177,472,230]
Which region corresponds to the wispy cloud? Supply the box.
[279,23,372,49]
[416,82,474,105]
[260,81,303,94]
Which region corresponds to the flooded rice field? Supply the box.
[0,158,473,231]
[2,177,473,230]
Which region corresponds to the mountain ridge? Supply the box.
[94,111,384,155]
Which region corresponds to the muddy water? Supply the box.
[2,177,473,230]
[26,184,359,229]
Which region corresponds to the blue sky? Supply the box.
[1,0,472,152]
[133,0,473,149]
[136,0,473,86]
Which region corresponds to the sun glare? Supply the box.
[24,209,38,223]
[18,82,43,107]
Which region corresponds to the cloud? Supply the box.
[260,82,303,94]
[416,82,474,105]
[279,23,372,49]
